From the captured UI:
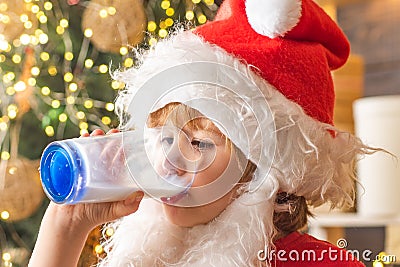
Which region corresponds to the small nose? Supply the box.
[161,131,196,175]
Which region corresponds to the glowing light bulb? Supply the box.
[158,29,168,38]
[166,8,174,16]
[51,100,61,108]
[39,33,48,44]
[0,122,7,131]
[2,252,11,261]
[31,66,40,76]
[48,66,57,76]
[161,0,170,9]
[120,46,128,55]
[20,34,30,45]
[76,111,85,120]
[1,151,10,161]
[105,227,114,236]
[66,96,75,104]
[69,83,78,92]
[124,58,133,67]
[56,26,65,35]
[41,86,50,95]
[99,64,108,73]
[165,18,174,27]
[79,121,88,130]
[84,28,93,38]
[65,52,74,61]
[147,21,157,32]
[198,14,207,24]
[44,2,52,10]
[60,18,69,28]
[40,52,50,61]
[107,6,116,15]
[101,116,111,125]
[99,9,108,18]
[58,113,68,122]
[14,81,27,92]
[12,55,22,63]
[31,4,39,13]
[185,10,194,20]
[84,59,94,68]
[20,14,29,22]
[84,100,93,109]
[105,103,114,111]
[94,244,104,254]
[64,72,73,82]
[45,125,55,136]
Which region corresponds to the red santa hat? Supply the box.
[194,0,350,125]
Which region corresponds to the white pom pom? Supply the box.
[245,0,302,38]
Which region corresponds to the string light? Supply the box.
[165,18,174,27]
[0,210,10,222]
[65,52,74,61]
[14,81,27,92]
[105,103,114,111]
[161,0,170,9]
[166,8,174,16]
[76,111,85,120]
[124,58,133,67]
[58,113,68,122]
[60,18,69,28]
[94,244,103,254]
[99,9,108,18]
[51,100,61,108]
[41,86,50,95]
[84,100,93,109]
[105,227,114,237]
[2,252,11,261]
[98,64,108,73]
[84,28,93,38]
[45,125,55,136]
[158,29,168,38]
[185,10,194,20]
[84,59,94,68]
[1,151,10,161]
[31,66,40,76]
[69,83,78,92]
[40,52,50,61]
[107,6,116,15]
[147,21,157,32]
[64,72,74,82]
[48,66,57,76]
[119,46,128,56]
[12,54,21,64]
[43,1,52,10]
[101,116,111,125]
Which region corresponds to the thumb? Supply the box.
[113,191,144,218]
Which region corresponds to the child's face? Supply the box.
[153,117,238,227]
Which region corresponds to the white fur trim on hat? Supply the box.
[245,0,302,38]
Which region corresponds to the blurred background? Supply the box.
[0,0,399,266]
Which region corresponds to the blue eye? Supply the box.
[191,140,215,150]
[161,137,174,145]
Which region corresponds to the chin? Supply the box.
[162,204,206,228]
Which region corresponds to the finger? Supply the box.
[80,132,90,138]
[90,129,105,136]
[114,191,144,218]
[107,129,120,135]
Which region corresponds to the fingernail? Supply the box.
[125,192,144,205]
[135,191,144,202]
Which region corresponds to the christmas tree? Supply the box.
[0,0,219,265]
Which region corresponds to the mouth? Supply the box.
[160,190,188,205]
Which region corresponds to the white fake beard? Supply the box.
[98,177,278,267]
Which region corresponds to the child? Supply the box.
[29,0,371,266]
